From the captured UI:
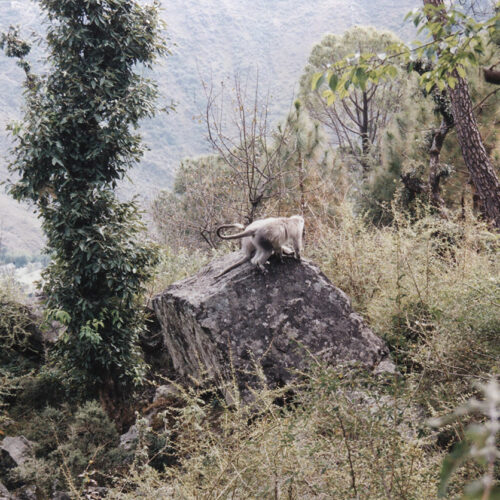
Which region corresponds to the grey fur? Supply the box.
[216,215,304,277]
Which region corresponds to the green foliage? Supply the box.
[0,293,37,355]
[0,281,40,426]
[56,401,123,476]
[429,379,500,499]
[0,26,32,78]
[300,26,407,173]
[360,89,435,224]
[2,0,167,392]
[13,367,69,412]
[307,26,405,103]
[14,401,126,495]
[311,4,499,99]
[406,4,498,92]
[274,100,333,213]
[358,35,498,224]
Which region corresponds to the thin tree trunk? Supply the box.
[423,0,500,228]
[428,119,450,213]
[359,90,371,173]
[297,149,305,215]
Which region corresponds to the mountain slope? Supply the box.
[0,0,418,256]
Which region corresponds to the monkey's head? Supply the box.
[290,215,304,225]
[290,215,305,236]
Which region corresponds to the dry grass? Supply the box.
[108,367,441,499]
[311,203,499,406]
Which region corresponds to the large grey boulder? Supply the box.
[152,252,392,401]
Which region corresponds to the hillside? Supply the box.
[0,0,418,256]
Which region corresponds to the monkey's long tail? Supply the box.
[216,224,255,240]
[214,255,251,278]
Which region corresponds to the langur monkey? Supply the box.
[215,215,304,278]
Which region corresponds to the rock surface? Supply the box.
[119,425,138,451]
[0,436,34,470]
[0,481,10,500]
[152,253,392,401]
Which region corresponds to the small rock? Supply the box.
[0,436,34,469]
[52,492,72,500]
[14,486,36,500]
[154,384,180,402]
[374,358,397,375]
[84,486,108,499]
[119,425,138,451]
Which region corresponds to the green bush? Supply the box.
[0,282,42,425]
[0,295,38,356]
[14,367,68,412]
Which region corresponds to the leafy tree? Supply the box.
[312,2,500,227]
[278,101,323,215]
[1,0,168,396]
[420,0,500,227]
[360,92,437,224]
[270,101,346,219]
[361,40,499,224]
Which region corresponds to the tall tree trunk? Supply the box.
[360,91,370,173]
[448,77,500,226]
[423,0,500,228]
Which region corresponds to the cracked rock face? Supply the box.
[152,252,392,401]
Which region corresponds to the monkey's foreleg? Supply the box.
[293,245,301,261]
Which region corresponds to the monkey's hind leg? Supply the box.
[251,236,274,273]
[251,248,273,273]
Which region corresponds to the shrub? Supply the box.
[14,401,127,496]
[311,204,499,408]
[107,367,441,499]
[2,0,167,395]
